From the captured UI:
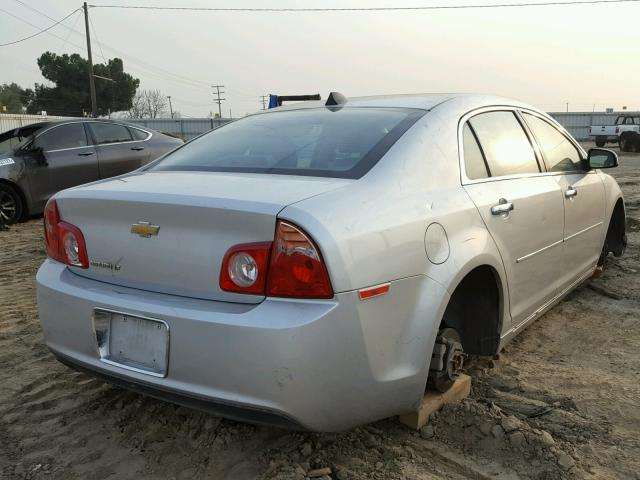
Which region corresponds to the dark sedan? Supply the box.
[0,120,183,223]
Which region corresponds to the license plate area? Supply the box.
[93,309,169,377]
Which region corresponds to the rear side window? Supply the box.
[469,111,540,177]
[522,113,583,172]
[89,123,133,145]
[37,123,88,151]
[129,127,150,141]
[462,123,489,180]
[149,107,425,179]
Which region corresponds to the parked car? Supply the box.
[0,120,183,224]
[36,94,626,431]
[589,114,640,150]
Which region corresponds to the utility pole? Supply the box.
[212,84,225,118]
[167,95,174,118]
[83,2,97,117]
[260,95,268,110]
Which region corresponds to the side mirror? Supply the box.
[588,148,618,169]
[20,143,44,159]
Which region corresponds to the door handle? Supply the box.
[131,146,145,151]
[491,198,514,216]
[564,187,578,198]
[78,152,94,156]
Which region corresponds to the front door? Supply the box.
[461,110,566,326]
[26,122,99,209]
[520,112,606,289]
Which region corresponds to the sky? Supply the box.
[1,0,639,117]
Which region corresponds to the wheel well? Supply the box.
[0,179,28,218]
[441,266,502,356]
[605,198,626,257]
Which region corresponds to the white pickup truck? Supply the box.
[590,114,640,151]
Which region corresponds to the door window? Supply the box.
[90,123,133,144]
[522,113,583,172]
[37,124,88,151]
[469,111,540,177]
[462,123,489,179]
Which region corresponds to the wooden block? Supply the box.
[398,374,471,430]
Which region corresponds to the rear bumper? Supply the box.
[36,260,448,431]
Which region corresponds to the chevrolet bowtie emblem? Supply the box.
[131,221,160,238]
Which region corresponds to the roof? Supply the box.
[272,93,534,113]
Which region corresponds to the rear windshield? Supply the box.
[148,107,425,179]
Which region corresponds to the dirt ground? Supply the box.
[1,143,639,480]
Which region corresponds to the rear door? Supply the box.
[88,122,149,178]
[461,110,565,327]
[521,112,606,286]
[27,122,99,207]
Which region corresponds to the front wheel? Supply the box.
[0,183,23,225]
[428,327,465,393]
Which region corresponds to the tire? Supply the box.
[429,327,465,393]
[595,136,606,148]
[619,134,631,152]
[0,183,24,225]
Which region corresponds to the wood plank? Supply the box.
[399,374,471,430]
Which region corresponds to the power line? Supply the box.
[58,9,82,52]
[9,1,213,91]
[0,7,80,46]
[88,0,640,12]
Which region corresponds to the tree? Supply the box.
[27,52,139,117]
[128,89,168,118]
[0,83,28,113]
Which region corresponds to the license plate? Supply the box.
[93,309,169,377]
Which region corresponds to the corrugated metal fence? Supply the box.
[0,114,74,133]
[2,112,637,142]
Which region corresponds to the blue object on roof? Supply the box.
[268,95,278,109]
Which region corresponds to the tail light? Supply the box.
[266,221,333,299]
[219,242,271,294]
[44,200,89,269]
[220,220,333,299]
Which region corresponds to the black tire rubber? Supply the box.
[595,136,606,148]
[0,183,24,225]
[619,135,630,152]
[431,328,464,393]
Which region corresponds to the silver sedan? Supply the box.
[36,94,626,431]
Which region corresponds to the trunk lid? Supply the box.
[57,171,348,303]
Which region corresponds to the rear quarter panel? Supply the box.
[281,104,510,329]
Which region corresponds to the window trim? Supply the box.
[457,105,590,186]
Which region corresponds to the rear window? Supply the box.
[149,107,425,179]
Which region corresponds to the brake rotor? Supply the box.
[429,327,465,393]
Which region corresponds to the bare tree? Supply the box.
[128,89,168,118]
[128,91,146,118]
[145,89,168,118]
